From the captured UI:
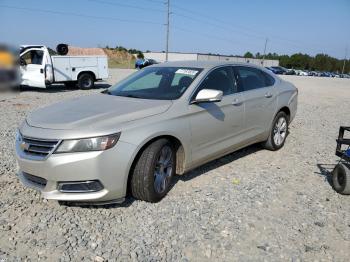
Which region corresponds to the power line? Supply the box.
[172,25,261,50]
[84,0,326,54]
[87,0,164,13]
[170,3,328,54]
[0,4,163,25]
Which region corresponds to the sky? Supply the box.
[0,0,349,59]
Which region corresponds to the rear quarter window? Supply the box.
[262,71,275,86]
[235,66,275,92]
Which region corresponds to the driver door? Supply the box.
[188,66,245,166]
[20,48,46,88]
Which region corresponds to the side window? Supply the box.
[235,66,272,91]
[195,67,234,97]
[21,50,44,65]
[262,71,275,86]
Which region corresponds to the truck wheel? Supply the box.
[78,73,94,90]
[332,163,350,195]
[130,139,175,202]
[262,111,289,151]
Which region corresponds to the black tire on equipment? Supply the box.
[56,44,69,55]
[130,139,175,202]
[332,163,350,195]
[78,73,94,90]
[262,111,289,151]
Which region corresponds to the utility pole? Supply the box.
[262,38,268,66]
[165,0,170,62]
[341,46,347,75]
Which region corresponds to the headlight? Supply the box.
[55,133,121,153]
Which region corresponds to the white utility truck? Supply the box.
[19,45,109,89]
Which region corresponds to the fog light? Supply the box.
[58,180,104,193]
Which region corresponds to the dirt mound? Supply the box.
[67,46,106,56]
[104,49,134,61]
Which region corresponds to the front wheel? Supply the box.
[130,139,175,202]
[262,111,289,151]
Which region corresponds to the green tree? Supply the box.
[244,52,254,58]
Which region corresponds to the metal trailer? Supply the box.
[332,126,350,194]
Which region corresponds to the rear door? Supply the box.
[189,66,245,165]
[233,66,277,139]
[20,48,46,88]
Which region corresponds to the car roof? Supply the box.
[151,60,265,69]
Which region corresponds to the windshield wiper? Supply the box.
[120,94,142,99]
[101,89,112,95]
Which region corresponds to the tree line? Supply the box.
[244,51,349,73]
[105,45,144,58]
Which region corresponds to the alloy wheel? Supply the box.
[273,117,287,146]
[154,145,173,194]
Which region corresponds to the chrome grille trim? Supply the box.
[17,136,61,161]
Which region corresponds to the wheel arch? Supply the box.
[126,134,186,194]
[77,70,96,81]
[277,106,291,122]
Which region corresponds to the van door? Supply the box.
[20,48,46,88]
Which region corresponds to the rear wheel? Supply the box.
[263,111,289,151]
[130,139,175,202]
[332,163,350,195]
[78,73,94,90]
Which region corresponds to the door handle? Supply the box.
[232,99,242,106]
[40,69,44,74]
[264,93,273,98]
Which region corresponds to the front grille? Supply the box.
[23,172,47,189]
[21,136,60,160]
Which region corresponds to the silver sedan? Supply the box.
[15,61,298,203]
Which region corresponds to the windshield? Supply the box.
[107,67,202,100]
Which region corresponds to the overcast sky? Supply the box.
[1,0,349,58]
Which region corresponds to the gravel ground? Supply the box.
[0,70,350,261]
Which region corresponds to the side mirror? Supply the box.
[192,89,223,103]
[19,57,27,66]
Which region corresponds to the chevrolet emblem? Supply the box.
[20,142,30,151]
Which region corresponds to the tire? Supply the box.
[56,44,69,55]
[64,81,77,88]
[78,73,94,90]
[130,139,175,202]
[262,111,289,151]
[332,163,350,195]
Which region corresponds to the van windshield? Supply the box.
[107,67,202,100]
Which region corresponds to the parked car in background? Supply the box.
[270,66,288,75]
[285,68,296,75]
[135,58,158,69]
[298,70,309,76]
[15,61,298,204]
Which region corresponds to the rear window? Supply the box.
[235,66,275,92]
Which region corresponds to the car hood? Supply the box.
[26,94,172,130]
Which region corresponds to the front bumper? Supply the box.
[16,138,137,203]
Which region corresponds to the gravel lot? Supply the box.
[0,70,350,261]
